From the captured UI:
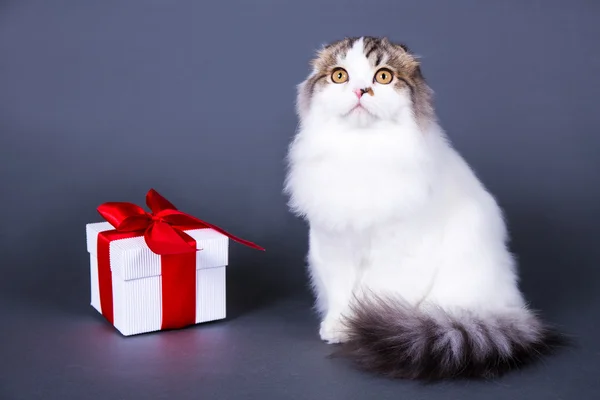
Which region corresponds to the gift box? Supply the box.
[85,189,264,336]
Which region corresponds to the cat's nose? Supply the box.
[354,88,372,98]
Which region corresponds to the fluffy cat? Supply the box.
[284,36,563,380]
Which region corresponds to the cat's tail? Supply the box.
[336,295,566,380]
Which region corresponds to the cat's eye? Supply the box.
[374,68,393,85]
[331,68,349,84]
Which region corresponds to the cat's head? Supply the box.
[297,37,434,128]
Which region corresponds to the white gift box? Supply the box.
[86,221,229,336]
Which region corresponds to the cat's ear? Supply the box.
[381,37,410,53]
[397,43,410,53]
[312,42,337,68]
[389,40,421,71]
[309,45,326,70]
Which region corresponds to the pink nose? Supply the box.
[354,88,371,98]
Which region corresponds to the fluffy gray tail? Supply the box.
[337,296,565,380]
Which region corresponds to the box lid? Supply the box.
[86,222,229,281]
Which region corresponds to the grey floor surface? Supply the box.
[1,289,597,400]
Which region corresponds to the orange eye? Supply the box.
[331,68,349,83]
[374,68,393,84]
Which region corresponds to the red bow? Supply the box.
[97,188,265,255]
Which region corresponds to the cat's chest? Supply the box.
[287,125,436,227]
[293,153,427,223]
[295,134,430,200]
[303,155,398,195]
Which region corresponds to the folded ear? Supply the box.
[381,37,410,54]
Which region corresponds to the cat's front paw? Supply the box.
[319,316,349,344]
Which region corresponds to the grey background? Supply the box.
[1,0,599,399]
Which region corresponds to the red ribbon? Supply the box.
[95,189,264,330]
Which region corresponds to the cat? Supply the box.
[284,36,564,380]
